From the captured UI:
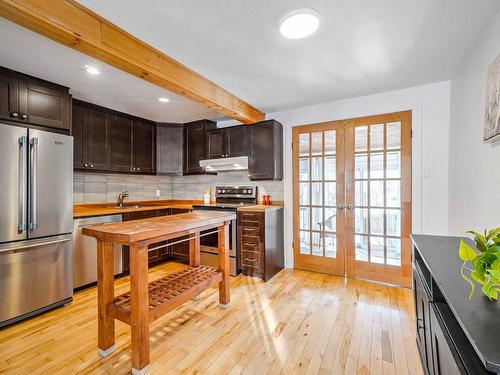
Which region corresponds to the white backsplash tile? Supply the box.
[74,171,283,203]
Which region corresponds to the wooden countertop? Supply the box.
[82,211,236,245]
[73,200,200,218]
[237,204,283,212]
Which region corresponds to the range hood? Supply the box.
[199,156,248,172]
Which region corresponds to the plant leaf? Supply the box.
[459,240,477,261]
[482,282,498,300]
[471,270,486,285]
[488,269,500,280]
[461,262,476,300]
[467,231,487,252]
[487,228,500,241]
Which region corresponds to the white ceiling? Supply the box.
[77,0,500,113]
[0,19,221,123]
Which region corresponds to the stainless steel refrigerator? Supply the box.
[0,123,73,327]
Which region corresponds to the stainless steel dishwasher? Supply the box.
[73,215,123,289]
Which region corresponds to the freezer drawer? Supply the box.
[73,215,123,289]
[0,234,73,327]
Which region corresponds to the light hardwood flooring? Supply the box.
[0,262,423,375]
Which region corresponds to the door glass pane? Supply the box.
[325,130,336,155]
[370,208,384,235]
[355,208,369,234]
[312,232,323,256]
[370,152,384,179]
[370,124,384,151]
[370,236,385,264]
[325,233,337,258]
[387,122,401,150]
[370,180,384,207]
[386,151,401,178]
[324,208,336,231]
[311,132,322,156]
[312,207,323,231]
[299,133,310,156]
[386,180,400,208]
[355,154,368,179]
[355,181,368,206]
[299,158,309,181]
[325,182,336,206]
[300,231,310,254]
[324,156,336,180]
[299,207,310,230]
[299,182,310,205]
[355,235,369,261]
[387,238,401,266]
[311,157,322,180]
[355,126,368,152]
[386,209,401,237]
[311,183,323,206]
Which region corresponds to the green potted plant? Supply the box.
[459,228,500,300]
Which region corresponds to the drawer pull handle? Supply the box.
[244,242,255,246]
[244,258,256,262]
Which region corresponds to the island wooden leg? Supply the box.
[97,240,115,357]
[130,244,150,375]
[218,223,230,308]
[189,234,202,301]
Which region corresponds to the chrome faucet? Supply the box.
[117,191,129,207]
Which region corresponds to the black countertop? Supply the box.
[411,234,500,373]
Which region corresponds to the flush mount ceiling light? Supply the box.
[280,8,320,39]
[85,65,100,75]
[158,97,170,103]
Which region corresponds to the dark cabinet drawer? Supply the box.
[241,236,260,251]
[241,226,259,237]
[239,211,261,221]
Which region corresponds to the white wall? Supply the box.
[448,10,500,235]
[259,82,450,268]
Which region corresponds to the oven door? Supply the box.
[193,208,239,276]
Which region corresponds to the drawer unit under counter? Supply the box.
[237,208,283,281]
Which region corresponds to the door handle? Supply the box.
[18,136,27,233]
[29,137,38,232]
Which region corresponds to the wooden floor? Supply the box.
[0,262,423,375]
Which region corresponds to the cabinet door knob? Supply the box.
[346,205,354,210]
[21,114,28,120]
[337,205,345,210]
[137,167,140,171]
[11,112,19,118]
[89,164,94,168]
[84,163,88,168]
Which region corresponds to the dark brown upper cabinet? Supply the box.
[248,120,283,181]
[132,119,155,174]
[72,100,111,171]
[110,114,133,172]
[72,100,155,174]
[157,123,183,175]
[206,126,249,159]
[183,119,216,174]
[0,66,70,130]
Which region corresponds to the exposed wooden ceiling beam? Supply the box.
[0,0,265,123]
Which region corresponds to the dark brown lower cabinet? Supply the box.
[122,208,191,272]
[237,208,283,281]
[413,248,493,375]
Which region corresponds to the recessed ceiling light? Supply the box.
[158,97,170,103]
[85,65,100,75]
[280,8,320,39]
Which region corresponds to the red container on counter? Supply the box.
[263,195,271,205]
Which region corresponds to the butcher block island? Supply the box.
[82,211,236,375]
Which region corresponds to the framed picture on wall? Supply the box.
[484,53,500,141]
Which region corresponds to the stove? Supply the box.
[192,186,257,276]
[192,186,258,210]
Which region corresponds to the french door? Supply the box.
[293,111,412,287]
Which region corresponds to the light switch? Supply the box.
[156,189,161,197]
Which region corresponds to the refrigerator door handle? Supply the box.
[0,234,72,255]
[29,137,38,232]
[18,136,27,233]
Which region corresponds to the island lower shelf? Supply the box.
[108,266,222,325]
